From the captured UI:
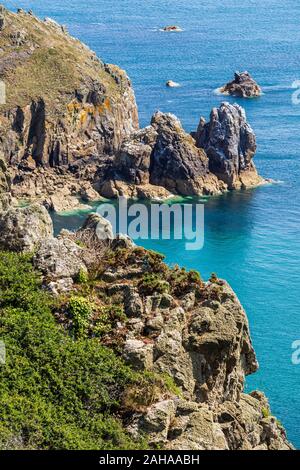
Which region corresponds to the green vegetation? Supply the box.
[138,273,170,296]
[0,252,150,450]
[262,407,271,419]
[68,296,94,338]
[0,10,121,112]
[93,305,127,339]
[75,268,89,284]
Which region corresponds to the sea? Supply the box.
[4,0,300,447]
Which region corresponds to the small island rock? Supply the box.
[219,71,262,98]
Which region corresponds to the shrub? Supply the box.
[68,296,94,338]
[138,274,170,296]
[262,407,271,419]
[75,268,89,284]
[168,266,203,297]
[94,305,127,339]
[0,252,147,450]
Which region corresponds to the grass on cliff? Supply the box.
[1,10,121,112]
[0,252,149,450]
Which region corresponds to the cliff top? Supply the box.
[0,7,127,115]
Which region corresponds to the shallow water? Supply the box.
[5,0,300,447]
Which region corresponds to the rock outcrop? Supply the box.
[0,9,138,169]
[193,102,263,189]
[0,203,53,252]
[104,112,226,197]
[219,71,262,98]
[149,112,225,195]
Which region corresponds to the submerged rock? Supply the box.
[219,71,262,98]
[193,102,263,189]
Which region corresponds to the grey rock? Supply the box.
[150,112,223,196]
[194,102,262,189]
[123,339,154,371]
[111,234,135,250]
[33,237,87,280]
[78,212,114,241]
[124,286,144,317]
[0,204,53,252]
[114,126,158,185]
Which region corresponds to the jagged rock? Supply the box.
[0,204,53,252]
[220,71,262,98]
[114,126,158,185]
[33,237,87,281]
[216,393,292,450]
[166,404,229,450]
[149,112,225,196]
[124,286,144,317]
[123,339,154,371]
[194,102,263,189]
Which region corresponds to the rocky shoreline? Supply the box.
[0,7,265,213]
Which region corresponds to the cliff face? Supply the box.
[0,9,138,169]
[0,205,292,450]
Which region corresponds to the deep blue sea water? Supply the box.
[4,0,300,447]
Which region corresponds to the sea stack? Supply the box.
[219,71,262,98]
[193,102,263,189]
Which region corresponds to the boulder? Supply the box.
[0,204,53,252]
[33,237,87,281]
[194,102,263,189]
[219,71,262,98]
[123,339,154,371]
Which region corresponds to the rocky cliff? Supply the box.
[0,7,265,211]
[0,205,292,450]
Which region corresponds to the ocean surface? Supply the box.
[5,0,300,447]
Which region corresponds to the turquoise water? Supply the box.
[5,0,300,447]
